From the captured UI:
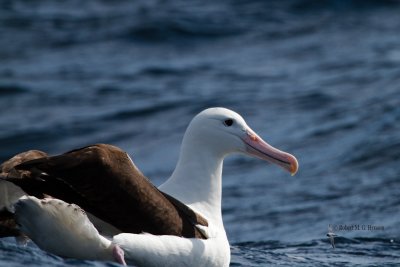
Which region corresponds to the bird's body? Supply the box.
[0,107,298,266]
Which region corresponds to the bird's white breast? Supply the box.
[113,232,230,267]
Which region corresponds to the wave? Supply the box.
[101,100,192,122]
[291,0,400,12]
[0,84,30,96]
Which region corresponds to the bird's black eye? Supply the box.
[224,119,234,127]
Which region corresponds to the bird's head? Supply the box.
[184,107,298,175]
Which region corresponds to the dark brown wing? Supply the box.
[8,144,208,239]
[0,150,48,178]
[0,150,48,237]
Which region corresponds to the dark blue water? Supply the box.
[1,0,399,266]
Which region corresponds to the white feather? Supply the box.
[15,197,116,262]
[113,233,230,267]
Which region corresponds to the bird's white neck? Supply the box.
[159,134,226,227]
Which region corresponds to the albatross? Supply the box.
[0,107,298,267]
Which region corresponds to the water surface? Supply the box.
[1,0,399,266]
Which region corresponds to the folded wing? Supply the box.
[4,144,207,239]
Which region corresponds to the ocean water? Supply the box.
[1,0,399,266]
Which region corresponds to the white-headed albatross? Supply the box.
[0,107,298,267]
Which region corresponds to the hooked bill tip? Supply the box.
[289,155,299,176]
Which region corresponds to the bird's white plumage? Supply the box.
[13,107,298,267]
[159,107,250,225]
[15,197,118,262]
[114,233,229,267]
